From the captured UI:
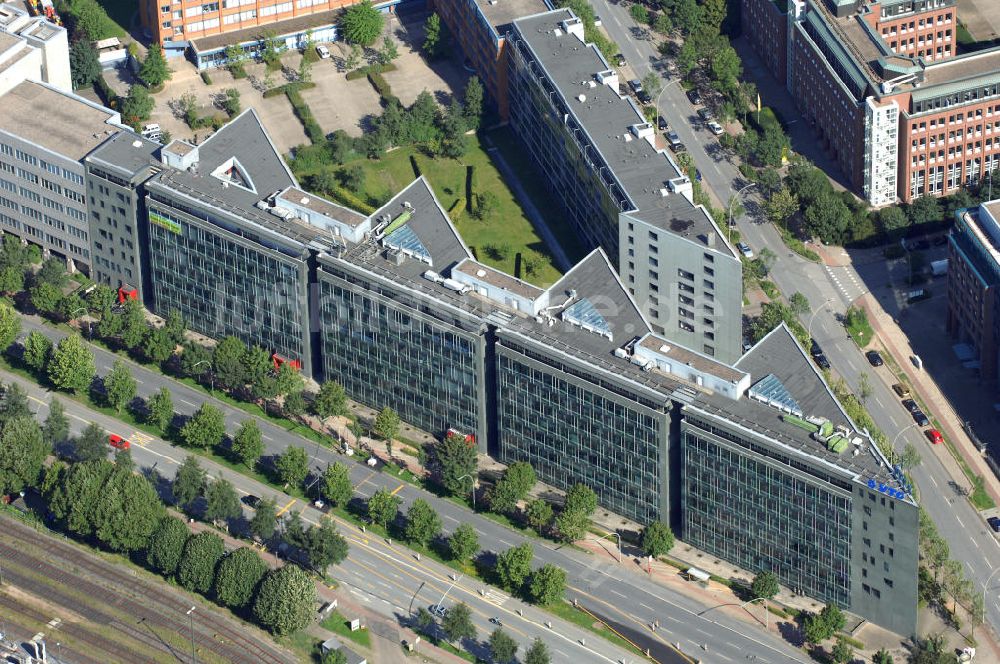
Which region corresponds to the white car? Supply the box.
[707,120,724,136]
[738,242,754,258]
[141,123,161,137]
[316,44,331,59]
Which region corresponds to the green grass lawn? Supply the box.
[296,135,566,287]
[320,611,373,648]
[96,0,135,34]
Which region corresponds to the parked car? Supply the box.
[489,617,503,626]
[637,90,652,105]
[697,108,713,122]
[593,14,603,26]
[315,44,331,59]
[657,116,669,131]
[707,120,725,136]
[108,434,131,451]
[925,429,944,445]
[628,79,643,93]
[686,89,702,105]
[907,288,930,303]
[429,604,447,617]
[614,53,626,67]
[988,516,1000,533]
[666,130,685,152]
[891,383,910,398]
[912,410,929,427]
[902,399,919,413]
[737,242,754,258]
[814,354,831,370]
[141,123,160,137]
[242,494,261,508]
[810,340,823,357]
[865,350,884,367]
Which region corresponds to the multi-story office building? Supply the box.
[506,10,742,362]
[140,0,350,52]
[142,109,324,375]
[741,0,1000,205]
[430,0,550,118]
[0,2,70,95]
[84,132,162,301]
[947,199,1000,385]
[0,80,123,273]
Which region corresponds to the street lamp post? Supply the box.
[457,474,476,511]
[186,606,196,664]
[590,532,622,562]
[191,359,213,393]
[981,566,1000,639]
[891,423,922,458]
[807,297,837,341]
[739,597,770,632]
[728,182,757,242]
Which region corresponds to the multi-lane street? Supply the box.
[17,316,810,662]
[590,0,1000,638]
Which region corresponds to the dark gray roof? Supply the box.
[512,10,735,258]
[197,108,297,196]
[86,131,161,178]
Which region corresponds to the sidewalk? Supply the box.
[858,291,1000,508]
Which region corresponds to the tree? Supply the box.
[0,383,31,424]
[858,372,873,404]
[139,43,171,88]
[564,483,597,517]
[243,344,272,396]
[70,39,101,89]
[283,390,306,418]
[404,498,442,547]
[212,336,246,390]
[177,531,225,593]
[92,466,164,552]
[448,523,479,562]
[232,419,264,468]
[641,71,663,99]
[0,300,19,351]
[47,335,95,393]
[142,327,175,364]
[489,628,518,663]
[378,36,399,65]
[367,487,401,529]
[524,638,551,664]
[314,380,348,419]
[304,519,350,571]
[423,13,447,59]
[29,282,62,317]
[259,30,284,70]
[342,0,384,47]
[830,637,853,664]
[56,290,86,322]
[872,648,894,664]
[526,499,553,533]
[214,547,267,609]
[528,563,566,605]
[180,341,212,380]
[322,650,348,664]
[73,422,108,463]
[879,206,908,234]
[204,475,241,524]
[630,4,649,24]
[440,100,469,159]
[275,445,309,487]
[146,516,190,575]
[343,43,362,71]
[373,406,400,450]
[22,331,52,373]
[121,85,154,126]
[642,521,675,558]
[554,508,589,543]
[495,542,533,592]
[252,565,317,635]
[900,442,922,470]
[475,191,499,220]
[750,570,780,601]
[320,462,353,507]
[436,432,477,497]
[172,455,207,509]
[490,462,536,514]
[907,195,942,226]
[250,496,278,541]
[43,398,69,446]
[463,76,484,129]
[180,403,226,449]
[789,292,810,316]
[118,299,146,350]
[103,360,136,414]
[146,387,174,432]
[0,415,47,495]
[415,606,435,631]
[441,602,475,643]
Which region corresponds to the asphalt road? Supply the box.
[16,316,809,662]
[590,0,1000,636]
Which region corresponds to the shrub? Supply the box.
[286,88,325,144]
[200,71,213,85]
[367,71,393,101]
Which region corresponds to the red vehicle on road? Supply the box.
[108,434,131,450]
[925,429,943,445]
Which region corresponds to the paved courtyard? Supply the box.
[957,0,1000,42]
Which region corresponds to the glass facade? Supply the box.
[681,416,852,607]
[496,341,667,523]
[145,203,309,367]
[317,267,483,440]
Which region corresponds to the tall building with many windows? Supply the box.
[741,0,1000,205]
[506,10,743,361]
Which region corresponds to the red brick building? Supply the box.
[742,0,1000,205]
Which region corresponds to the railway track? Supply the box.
[0,517,293,664]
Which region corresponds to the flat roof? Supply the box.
[984,200,1000,223]
[163,140,195,157]
[0,80,119,160]
[283,186,368,228]
[191,9,338,53]
[0,29,19,52]
[453,258,543,299]
[512,10,735,258]
[477,0,550,31]
[86,131,161,176]
[918,46,1000,89]
[637,333,745,383]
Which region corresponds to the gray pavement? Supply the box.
[18,315,809,663]
[589,0,1000,646]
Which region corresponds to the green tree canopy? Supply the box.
[441,602,476,643]
[172,454,207,509]
[0,415,48,495]
[0,300,19,351]
[435,432,477,497]
[177,531,226,593]
[367,486,400,529]
[232,419,264,469]
[495,542,533,592]
[373,406,400,443]
[320,462,353,507]
[342,0,384,46]
[22,331,53,374]
[524,638,551,664]
[423,13,449,59]
[304,519,350,571]
[180,403,226,449]
[448,522,479,562]
[73,421,108,463]
[213,336,247,390]
[252,564,317,635]
[121,85,154,127]
[103,360,137,413]
[526,498,554,533]
[404,498,442,547]
[642,521,675,558]
[275,445,309,487]
[139,43,171,88]
[204,475,242,524]
[70,39,101,89]
[42,398,70,447]
[146,387,174,432]
[489,628,518,664]
[92,466,165,552]
[146,515,191,576]
[564,483,597,516]
[528,563,566,605]
[47,335,96,393]
[313,380,347,419]
[214,547,268,608]
[750,570,780,600]
[250,496,278,541]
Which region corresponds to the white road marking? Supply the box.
[179,399,197,407]
[927,474,938,488]
[955,516,965,528]
[874,397,885,409]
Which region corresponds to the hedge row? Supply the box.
[367,71,392,101]
[330,185,375,214]
[345,62,398,81]
[286,88,325,145]
[93,75,116,107]
[261,81,317,98]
